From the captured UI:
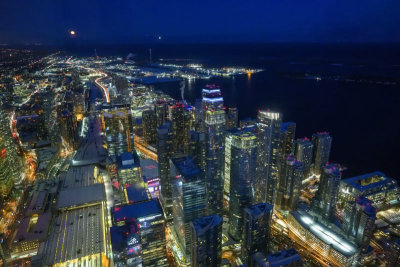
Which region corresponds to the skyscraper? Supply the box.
[142,109,157,145]
[242,202,274,266]
[311,163,342,221]
[58,109,79,150]
[170,102,191,153]
[295,137,313,179]
[226,107,238,130]
[254,110,282,205]
[202,84,224,111]
[111,199,167,266]
[188,130,206,171]
[171,156,206,262]
[154,99,168,127]
[204,108,226,216]
[156,122,173,218]
[342,196,376,253]
[190,214,223,267]
[102,104,134,157]
[275,155,303,211]
[278,122,296,163]
[312,132,332,176]
[228,128,258,241]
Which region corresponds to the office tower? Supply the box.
[226,107,238,130]
[102,104,134,157]
[242,202,274,266]
[189,130,206,171]
[190,215,223,267]
[312,132,332,176]
[156,122,173,218]
[58,109,79,150]
[275,155,303,211]
[117,152,141,185]
[254,110,282,205]
[154,100,168,127]
[338,171,399,212]
[142,109,157,144]
[294,137,313,179]
[171,156,206,262]
[278,122,296,163]
[251,249,303,267]
[228,128,258,241]
[170,102,191,153]
[204,108,226,215]
[0,109,22,187]
[311,163,342,221]
[202,84,224,111]
[111,199,167,266]
[342,196,376,253]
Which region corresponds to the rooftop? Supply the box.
[171,156,202,179]
[56,183,105,210]
[192,215,222,235]
[113,199,163,223]
[125,183,151,204]
[244,202,274,218]
[39,205,105,265]
[342,171,396,192]
[291,209,357,257]
[266,248,302,267]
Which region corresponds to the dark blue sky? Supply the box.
[1,0,400,44]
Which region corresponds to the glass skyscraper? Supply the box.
[242,202,274,266]
[228,128,258,241]
[295,137,313,180]
[190,214,223,267]
[275,154,303,211]
[312,132,332,176]
[171,156,206,262]
[254,110,282,205]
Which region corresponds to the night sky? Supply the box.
[1,0,400,45]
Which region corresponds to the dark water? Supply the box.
[68,43,400,178]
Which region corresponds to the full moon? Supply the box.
[70,30,76,36]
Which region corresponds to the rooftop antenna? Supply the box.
[95,48,98,59]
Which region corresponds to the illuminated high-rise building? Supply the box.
[278,122,296,163]
[312,132,332,176]
[171,156,206,262]
[58,109,79,150]
[111,199,167,266]
[156,122,173,218]
[311,163,342,221]
[102,104,134,157]
[202,84,224,111]
[154,99,168,127]
[254,110,281,205]
[241,202,274,266]
[387,239,400,266]
[170,102,191,153]
[275,155,303,211]
[338,171,399,212]
[294,137,313,179]
[190,214,223,267]
[142,109,157,144]
[204,108,226,216]
[228,128,258,241]
[342,196,376,253]
[226,107,238,130]
[189,130,206,171]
